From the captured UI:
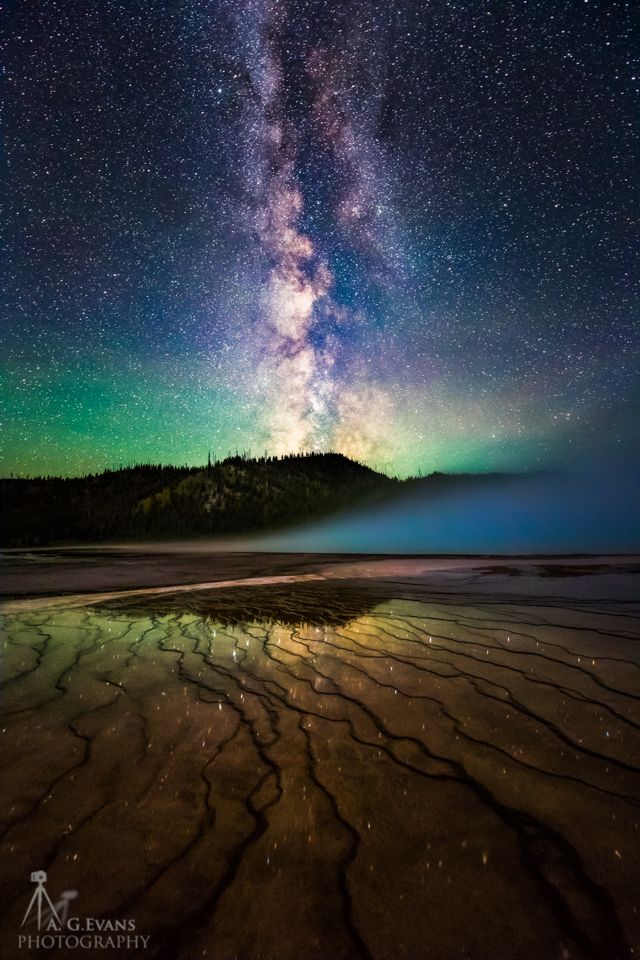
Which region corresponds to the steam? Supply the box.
[251,465,640,554]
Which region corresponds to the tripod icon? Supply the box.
[21,871,62,930]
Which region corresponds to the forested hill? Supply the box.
[1,452,402,546]
[2,452,514,547]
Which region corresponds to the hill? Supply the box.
[1,452,400,546]
[1,453,516,547]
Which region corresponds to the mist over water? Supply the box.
[254,466,640,554]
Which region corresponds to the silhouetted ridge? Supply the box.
[1,452,512,547]
[1,452,389,545]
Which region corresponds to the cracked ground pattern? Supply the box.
[0,577,639,960]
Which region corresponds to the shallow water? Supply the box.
[1,581,639,959]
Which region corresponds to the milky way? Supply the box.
[238,0,336,454]
[231,0,400,460]
[3,0,639,475]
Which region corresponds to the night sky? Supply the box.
[3,0,639,477]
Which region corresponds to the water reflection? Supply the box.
[95,580,394,627]
[0,587,638,960]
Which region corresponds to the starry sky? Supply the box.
[3,0,639,478]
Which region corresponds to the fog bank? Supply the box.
[251,468,640,554]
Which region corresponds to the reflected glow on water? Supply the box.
[0,587,639,959]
